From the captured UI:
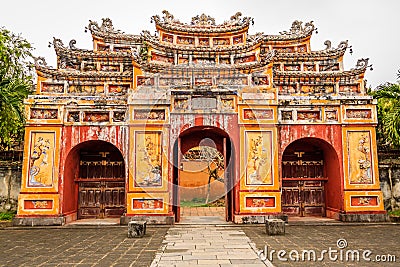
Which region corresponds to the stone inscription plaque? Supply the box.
[192,97,217,110]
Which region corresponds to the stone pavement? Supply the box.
[181,207,225,217]
[0,220,399,267]
[243,224,399,266]
[150,225,266,267]
[0,226,169,267]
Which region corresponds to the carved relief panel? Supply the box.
[133,109,166,121]
[40,82,64,94]
[213,37,230,46]
[108,84,129,94]
[177,36,194,45]
[162,34,173,43]
[30,109,58,120]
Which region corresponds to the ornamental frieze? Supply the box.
[30,109,58,120]
[346,109,372,119]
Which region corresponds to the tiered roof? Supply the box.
[34,10,369,96]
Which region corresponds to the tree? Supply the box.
[183,145,225,204]
[0,27,34,151]
[370,72,400,148]
[199,146,224,204]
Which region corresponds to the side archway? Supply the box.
[62,140,126,219]
[281,137,341,217]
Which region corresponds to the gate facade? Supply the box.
[15,11,386,225]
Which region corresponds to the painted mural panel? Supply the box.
[347,131,373,184]
[24,200,53,210]
[350,196,378,207]
[239,192,281,213]
[344,191,384,212]
[132,199,164,210]
[245,196,275,208]
[28,132,56,187]
[134,131,163,187]
[17,194,60,215]
[126,192,169,214]
[245,131,273,185]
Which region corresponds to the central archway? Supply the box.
[173,126,234,222]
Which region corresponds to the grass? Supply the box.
[180,197,225,207]
[180,198,208,207]
[0,210,16,221]
[388,209,400,216]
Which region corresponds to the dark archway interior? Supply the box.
[63,140,125,218]
[281,137,341,216]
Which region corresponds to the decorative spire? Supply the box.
[33,56,48,67]
[86,18,123,34]
[279,20,315,36]
[191,14,216,26]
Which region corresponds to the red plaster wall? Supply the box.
[59,126,127,215]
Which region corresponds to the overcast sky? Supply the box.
[2,0,399,88]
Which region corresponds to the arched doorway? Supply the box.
[173,126,234,222]
[281,138,340,217]
[63,140,126,219]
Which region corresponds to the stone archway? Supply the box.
[172,126,234,222]
[63,140,126,219]
[281,137,341,217]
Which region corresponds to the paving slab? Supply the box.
[150,225,267,267]
[243,224,399,267]
[0,226,169,267]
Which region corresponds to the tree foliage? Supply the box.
[0,27,34,150]
[370,72,400,148]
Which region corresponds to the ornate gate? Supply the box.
[281,148,326,216]
[282,180,325,216]
[76,150,125,219]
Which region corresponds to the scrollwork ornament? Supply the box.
[280,20,315,36]
[33,56,48,67]
[230,12,242,23]
[324,40,332,50]
[247,32,264,43]
[69,39,77,50]
[52,37,65,49]
[86,18,122,34]
[191,14,216,26]
[337,40,348,50]
[260,50,276,63]
[355,58,369,70]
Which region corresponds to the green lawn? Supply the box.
[0,210,16,221]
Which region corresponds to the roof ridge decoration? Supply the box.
[151,10,253,33]
[85,18,141,43]
[324,40,348,51]
[86,18,124,35]
[33,56,49,68]
[353,58,370,70]
[191,14,216,26]
[51,37,92,54]
[262,20,315,41]
[279,20,315,36]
